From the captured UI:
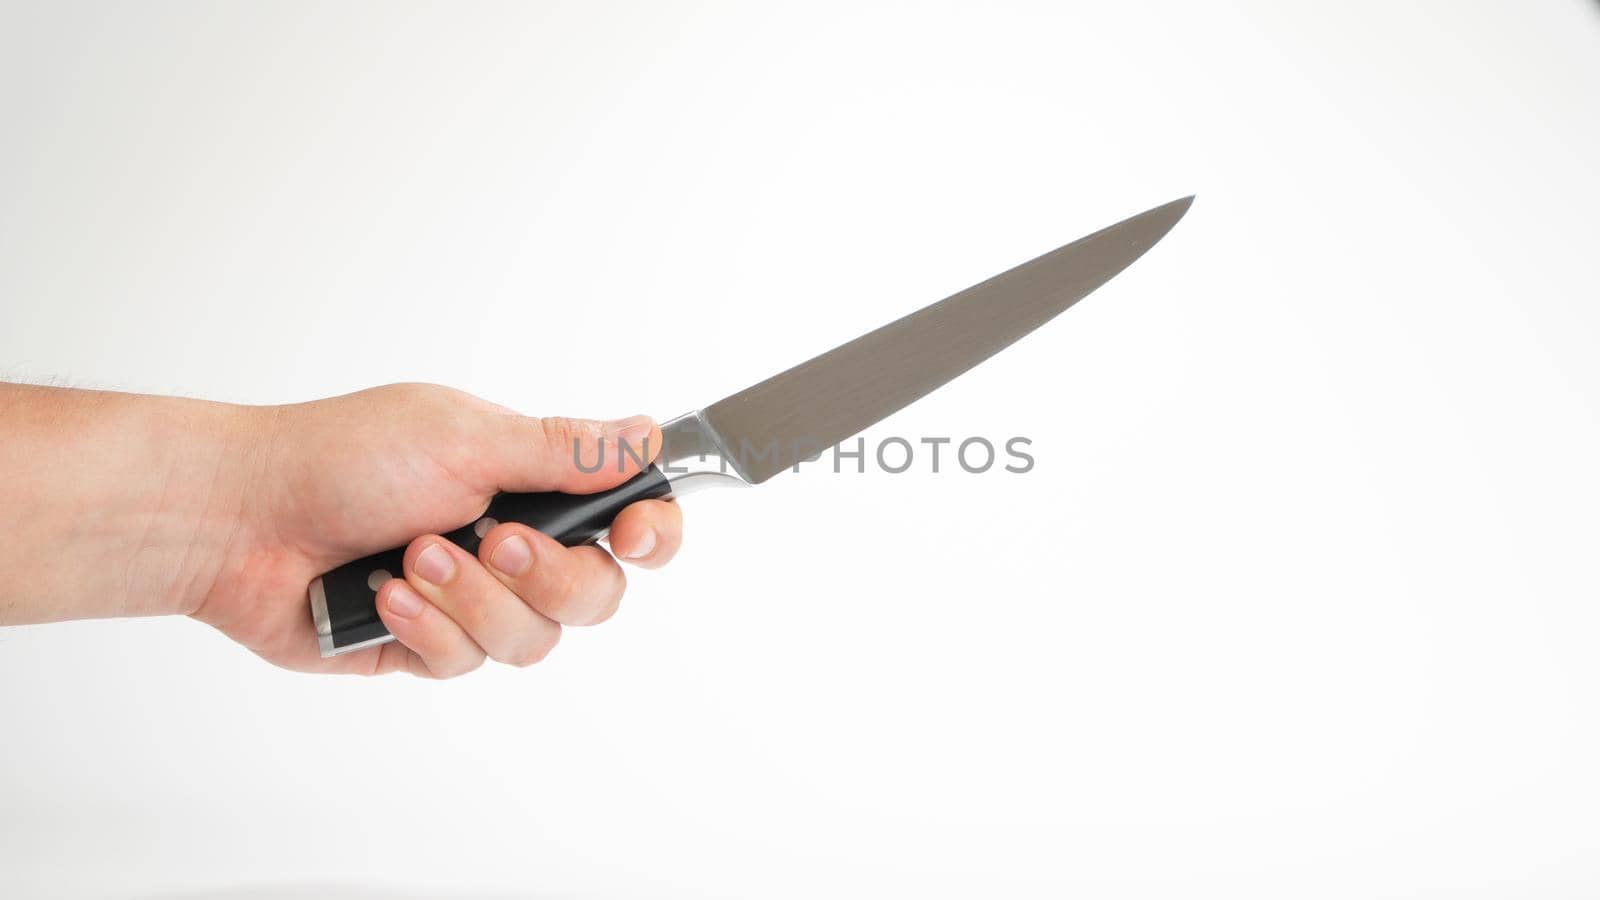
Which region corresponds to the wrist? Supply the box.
[0,385,266,622]
[146,396,271,619]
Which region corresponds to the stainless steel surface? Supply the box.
[659,409,758,489]
[569,415,749,553]
[583,448,746,549]
[701,197,1193,484]
[309,577,333,655]
[325,631,394,656]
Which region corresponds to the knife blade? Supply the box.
[311,196,1193,656]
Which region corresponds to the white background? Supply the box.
[2,2,1599,897]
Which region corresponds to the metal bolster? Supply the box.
[658,410,753,497]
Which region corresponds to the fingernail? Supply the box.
[606,415,655,459]
[387,582,425,619]
[621,529,656,560]
[490,535,533,576]
[414,543,456,585]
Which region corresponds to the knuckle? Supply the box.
[383,384,479,458]
[585,598,620,626]
[405,654,433,679]
[534,416,575,452]
[411,650,481,680]
[604,562,627,605]
[383,382,447,410]
[538,568,585,623]
[574,558,626,625]
[590,573,626,625]
[505,628,560,668]
[439,655,485,679]
[535,416,600,460]
[443,586,492,631]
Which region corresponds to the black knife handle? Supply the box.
[311,465,673,656]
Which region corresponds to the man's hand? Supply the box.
[0,382,683,678]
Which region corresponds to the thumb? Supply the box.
[483,413,662,495]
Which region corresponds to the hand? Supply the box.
[197,384,684,677]
[0,382,683,679]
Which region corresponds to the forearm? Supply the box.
[0,383,260,623]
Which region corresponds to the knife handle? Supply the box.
[310,465,673,657]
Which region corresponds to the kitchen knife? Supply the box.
[311,196,1193,656]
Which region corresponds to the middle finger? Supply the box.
[478,522,627,626]
[403,536,563,667]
